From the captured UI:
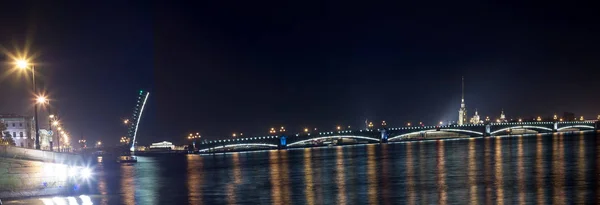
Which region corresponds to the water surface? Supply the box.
[6,132,600,204]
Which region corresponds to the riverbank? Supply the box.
[0,146,87,200]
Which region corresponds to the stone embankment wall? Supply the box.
[0,145,84,199]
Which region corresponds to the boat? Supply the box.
[118,155,138,163]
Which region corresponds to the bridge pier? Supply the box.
[380,129,388,143]
[278,136,287,150]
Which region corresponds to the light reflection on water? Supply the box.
[335,146,346,204]
[186,154,203,205]
[120,165,135,205]
[494,137,503,205]
[8,132,600,205]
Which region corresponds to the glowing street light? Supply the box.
[13,58,42,149]
[232,133,237,137]
[553,114,558,120]
[36,95,48,104]
[518,118,522,122]
[537,116,541,121]
[337,126,341,130]
[580,116,584,121]
[16,59,29,69]
[123,119,129,124]
[381,121,387,126]
[439,121,443,125]
[52,121,59,126]
[304,128,309,133]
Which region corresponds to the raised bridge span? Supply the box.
[195,120,599,153]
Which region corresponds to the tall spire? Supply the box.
[461,76,464,103]
[458,76,467,125]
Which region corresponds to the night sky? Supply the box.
[1,1,598,145]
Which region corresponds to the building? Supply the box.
[470,109,481,124]
[38,129,54,150]
[458,77,467,125]
[0,114,35,148]
[149,141,175,150]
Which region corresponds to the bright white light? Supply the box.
[80,195,93,205]
[68,166,78,177]
[16,60,28,68]
[81,168,92,179]
[67,197,78,205]
[52,197,67,205]
[56,164,68,180]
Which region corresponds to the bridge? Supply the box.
[195,120,599,153]
[126,90,150,152]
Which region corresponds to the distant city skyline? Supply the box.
[1,1,599,145]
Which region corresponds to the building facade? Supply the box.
[0,114,35,148]
[38,129,54,150]
[470,109,481,124]
[149,141,175,150]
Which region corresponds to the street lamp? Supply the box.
[16,59,43,149]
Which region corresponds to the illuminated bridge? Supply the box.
[195,120,599,153]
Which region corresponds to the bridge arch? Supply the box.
[557,125,595,131]
[388,128,483,141]
[388,129,436,141]
[439,128,483,136]
[287,135,380,147]
[198,143,278,152]
[490,126,553,135]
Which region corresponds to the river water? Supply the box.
[5,131,600,204]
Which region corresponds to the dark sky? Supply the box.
[1,1,598,145]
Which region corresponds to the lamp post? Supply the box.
[16,60,42,150]
[187,133,201,151]
[56,126,62,152]
[49,114,55,151]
